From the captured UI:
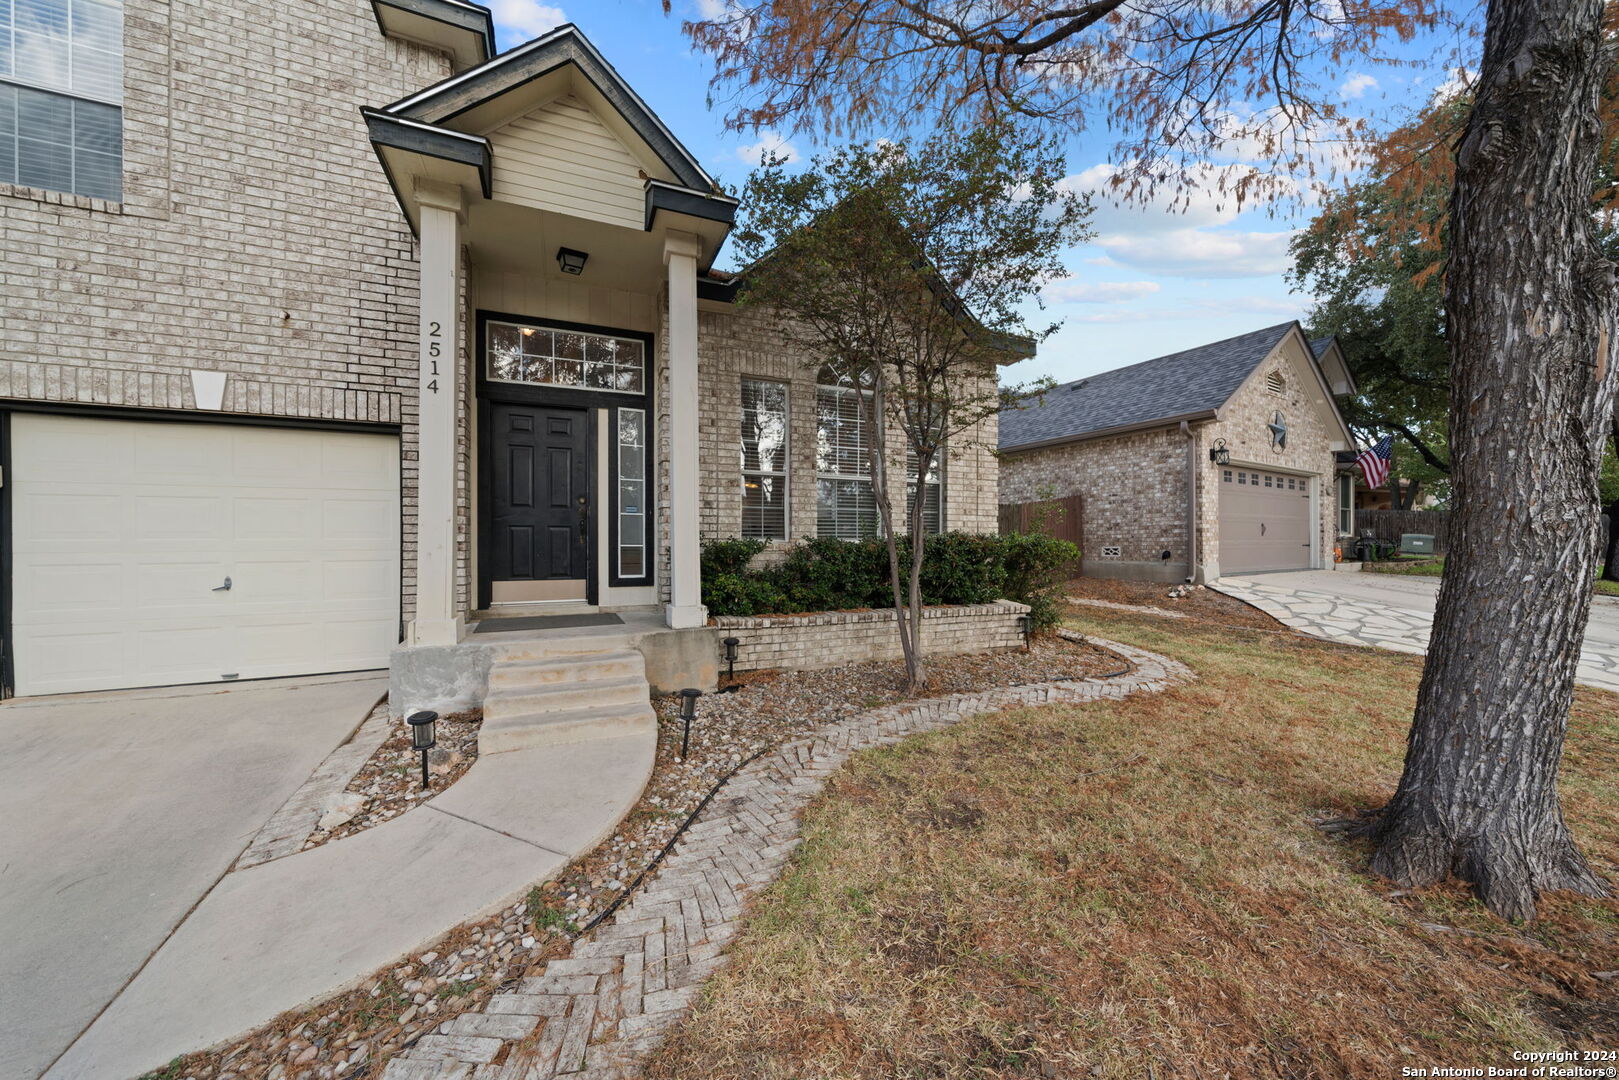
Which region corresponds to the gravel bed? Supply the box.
[139,636,1125,1080]
[303,711,482,850]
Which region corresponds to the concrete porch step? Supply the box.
[485,632,640,662]
[486,650,646,689]
[484,674,650,715]
[479,699,657,755]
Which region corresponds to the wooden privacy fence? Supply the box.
[1360,509,1450,552]
[1360,509,1617,559]
[998,494,1083,550]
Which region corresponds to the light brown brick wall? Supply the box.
[713,601,1029,672]
[0,0,453,618]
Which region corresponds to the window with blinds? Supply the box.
[815,375,877,539]
[740,378,788,540]
[0,0,124,201]
[906,446,944,535]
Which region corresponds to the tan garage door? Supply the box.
[10,414,400,696]
[1218,468,1313,573]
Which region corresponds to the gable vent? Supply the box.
[1265,370,1286,395]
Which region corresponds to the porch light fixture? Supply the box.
[1209,438,1231,466]
[721,636,740,690]
[407,710,438,790]
[556,247,589,276]
[678,688,701,758]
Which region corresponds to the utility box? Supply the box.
[1399,533,1436,555]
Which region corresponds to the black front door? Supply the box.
[489,403,591,590]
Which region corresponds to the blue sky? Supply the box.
[486,0,1467,389]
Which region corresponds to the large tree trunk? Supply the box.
[1369,0,1618,921]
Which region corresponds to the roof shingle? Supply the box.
[999,322,1298,451]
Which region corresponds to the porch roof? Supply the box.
[363,24,737,275]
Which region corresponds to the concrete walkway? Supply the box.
[1213,569,1619,692]
[1,674,386,1080]
[35,680,655,1080]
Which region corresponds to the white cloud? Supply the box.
[1065,294,1306,325]
[488,0,566,41]
[736,130,799,166]
[1062,161,1300,278]
[1046,280,1161,303]
[1096,228,1298,279]
[1340,73,1379,100]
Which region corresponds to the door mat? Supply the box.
[471,612,625,634]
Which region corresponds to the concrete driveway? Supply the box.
[1214,569,1619,692]
[0,673,385,1080]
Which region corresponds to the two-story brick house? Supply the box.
[0,3,1005,698]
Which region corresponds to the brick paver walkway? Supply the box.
[382,634,1191,1080]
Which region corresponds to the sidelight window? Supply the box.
[617,408,646,578]
[487,321,645,394]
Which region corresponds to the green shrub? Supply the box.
[703,571,789,618]
[995,532,1080,630]
[700,537,769,578]
[698,532,1078,621]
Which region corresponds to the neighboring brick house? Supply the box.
[998,323,1357,582]
[0,8,1007,697]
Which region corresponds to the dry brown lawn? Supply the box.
[643,604,1619,1080]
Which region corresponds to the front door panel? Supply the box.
[490,404,591,589]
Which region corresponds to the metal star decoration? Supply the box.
[1268,411,1288,450]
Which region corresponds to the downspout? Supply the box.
[1181,420,1199,583]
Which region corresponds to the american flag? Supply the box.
[1357,435,1394,488]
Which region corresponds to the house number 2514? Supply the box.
[425,321,442,394]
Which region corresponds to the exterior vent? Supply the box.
[1266,371,1286,394]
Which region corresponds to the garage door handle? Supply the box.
[1260,523,1266,536]
[212,576,232,592]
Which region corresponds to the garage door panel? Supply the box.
[321,435,398,488]
[10,415,400,696]
[23,492,124,543]
[234,496,320,540]
[18,629,127,691]
[323,497,397,542]
[135,427,232,483]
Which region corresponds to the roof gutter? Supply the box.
[1000,407,1220,456]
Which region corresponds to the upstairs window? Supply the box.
[0,0,124,201]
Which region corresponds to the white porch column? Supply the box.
[664,231,706,629]
[408,180,464,646]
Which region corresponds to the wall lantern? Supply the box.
[678,688,701,758]
[1209,438,1231,466]
[720,636,741,691]
[556,247,589,276]
[407,710,438,790]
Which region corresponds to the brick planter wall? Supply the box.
[712,600,1030,672]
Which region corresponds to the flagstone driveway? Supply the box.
[1213,570,1619,693]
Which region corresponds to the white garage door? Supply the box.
[10,415,400,696]
[1218,468,1313,574]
